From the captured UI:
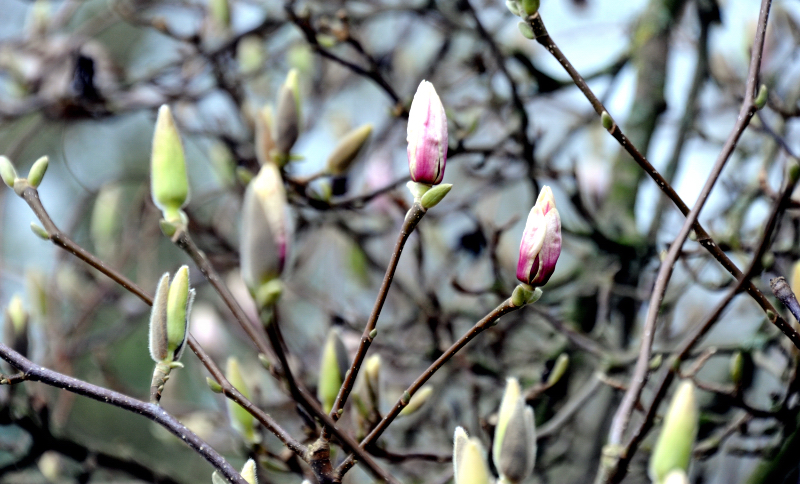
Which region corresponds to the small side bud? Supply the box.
[754,84,768,110]
[399,386,433,416]
[30,222,50,240]
[601,111,615,131]
[258,353,271,370]
[206,377,224,393]
[241,458,258,484]
[226,357,258,443]
[648,381,699,484]
[326,124,372,175]
[27,156,48,188]
[1,155,18,187]
[511,284,542,307]
[546,353,569,387]
[521,0,540,16]
[730,351,743,388]
[368,328,378,340]
[4,295,29,356]
[506,0,522,16]
[317,328,349,413]
[420,183,452,210]
[788,160,800,184]
[518,21,535,39]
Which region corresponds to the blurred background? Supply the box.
[3,0,800,482]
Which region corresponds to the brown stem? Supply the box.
[0,342,248,484]
[336,298,519,476]
[328,203,426,423]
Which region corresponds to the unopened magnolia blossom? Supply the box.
[407,80,448,185]
[516,186,561,287]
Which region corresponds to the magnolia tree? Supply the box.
[2,0,800,483]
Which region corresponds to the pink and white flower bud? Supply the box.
[407,80,448,185]
[516,186,561,287]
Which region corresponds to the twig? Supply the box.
[336,298,519,476]
[0,343,248,484]
[607,0,776,455]
[525,11,800,351]
[328,203,427,422]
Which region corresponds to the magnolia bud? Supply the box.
[453,427,492,484]
[0,155,17,188]
[517,186,561,288]
[149,272,171,363]
[241,458,258,484]
[493,378,536,484]
[240,164,289,309]
[546,353,569,387]
[254,105,276,166]
[166,265,194,361]
[274,70,301,158]
[407,80,447,185]
[226,357,258,443]
[4,295,29,357]
[326,124,372,175]
[27,156,48,188]
[648,381,699,484]
[318,328,349,413]
[151,105,189,223]
[364,354,381,403]
[521,0,540,16]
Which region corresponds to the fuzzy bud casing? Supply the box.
[274,70,301,157]
[317,328,349,413]
[326,124,372,175]
[648,381,699,484]
[493,378,536,483]
[453,427,492,484]
[151,105,189,222]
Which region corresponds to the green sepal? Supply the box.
[27,156,48,188]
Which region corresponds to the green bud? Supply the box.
[789,160,800,184]
[27,155,48,188]
[601,111,614,131]
[274,70,301,157]
[406,180,431,201]
[493,378,536,484]
[420,183,452,210]
[30,222,50,240]
[648,381,699,484]
[518,21,535,39]
[90,184,125,258]
[506,0,522,16]
[364,354,381,403]
[730,351,743,388]
[253,279,283,309]
[368,328,378,340]
[6,295,27,336]
[326,124,372,175]
[258,353,271,370]
[149,273,171,363]
[166,266,194,361]
[226,357,258,443]
[241,458,258,484]
[766,309,776,321]
[206,377,224,393]
[754,84,768,110]
[208,0,230,30]
[318,328,349,413]
[521,0,540,16]
[237,36,266,75]
[1,155,18,188]
[649,354,663,371]
[399,386,433,416]
[151,105,190,222]
[546,353,569,387]
[511,283,542,307]
[453,427,492,484]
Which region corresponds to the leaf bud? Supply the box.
[326,124,372,175]
[318,328,349,413]
[420,183,452,210]
[754,84,768,110]
[27,155,48,188]
[274,69,301,159]
[546,353,569,387]
[518,22,535,39]
[241,458,258,484]
[226,357,258,443]
[648,381,699,484]
[399,386,433,416]
[30,222,50,240]
[0,155,17,188]
[206,377,224,394]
